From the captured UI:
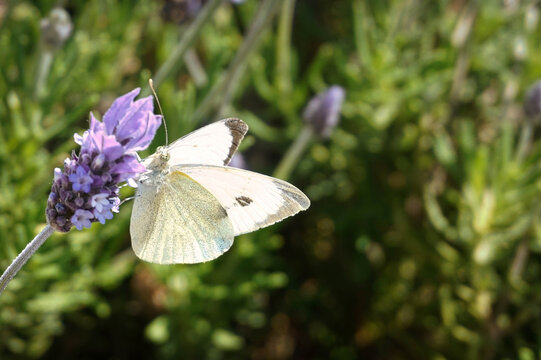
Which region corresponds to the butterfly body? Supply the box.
[130,118,310,264]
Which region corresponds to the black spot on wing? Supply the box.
[235,196,253,207]
[223,118,248,165]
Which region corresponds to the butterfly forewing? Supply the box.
[142,118,248,169]
[177,165,310,236]
[130,171,235,264]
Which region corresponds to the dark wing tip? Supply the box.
[222,118,249,165]
[286,187,311,211]
[271,178,311,212]
[297,193,311,210]
[224,118,249,137]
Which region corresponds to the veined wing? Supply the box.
[144,118,248,168]
[178,165,310,236]
[130,171,235,264]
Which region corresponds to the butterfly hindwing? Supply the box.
[177,165,310,236]
[130,171,235,264]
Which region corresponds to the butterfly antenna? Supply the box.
[119,195,138,207]
[149,79,168,146]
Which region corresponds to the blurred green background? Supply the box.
[3,0,541,359]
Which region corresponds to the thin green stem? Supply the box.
[184,48,208,88]
[273,125,314,181]
[516,121,534,164]
[483,235,531,360]
[448,2,477,121]
[509,237,529,284]
[141,0,224,97]
[0,224,55,294]
[352,0,371,69]
[33,48,54,100]
[216,60,249,120]
[276,0,295,97]
[195,0,283,122]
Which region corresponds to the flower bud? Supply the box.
[92,153,106,171]
[74,197,85,208]
[55,203,67,215]
[48,192,57,207]
[524,80,541,121]
[303,86,345,138]
[53,168,62,181]
[46,208,57,220]
[80,153,92,166]
[40,8,73,50]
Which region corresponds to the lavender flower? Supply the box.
[40,8,73,50]
[69,166,93,193]
[228,153,247,169]
[524,80,541,121]
[161,0,242,24]
[46,88,161,232]
[303,86,345,138]
[71,210,94,230]
[161,0,204,24]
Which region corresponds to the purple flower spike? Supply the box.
[524,80,541,121]
[46,88,161,232]
[303,85,345,138]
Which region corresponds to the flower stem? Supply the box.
[0,224,55,294]
[194,0,283,122]
[275,0,295,98]
[33,47,54,100]
[509,238,529,284]
[448,3,477,120]
[141,0,224,97]
[516,122,533,163]
[184,48,208,88]
[273,125,314,181]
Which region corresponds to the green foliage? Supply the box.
[2,0,541,359]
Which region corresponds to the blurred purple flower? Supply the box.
[524,80,541,120]
[40,8,73,50]
[161,0,243,24]
[46,88,161,232]
[303,86,345,138]
[161,0,204,24]
[228,153,247,169]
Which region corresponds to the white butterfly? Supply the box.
[130,118,310,264]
